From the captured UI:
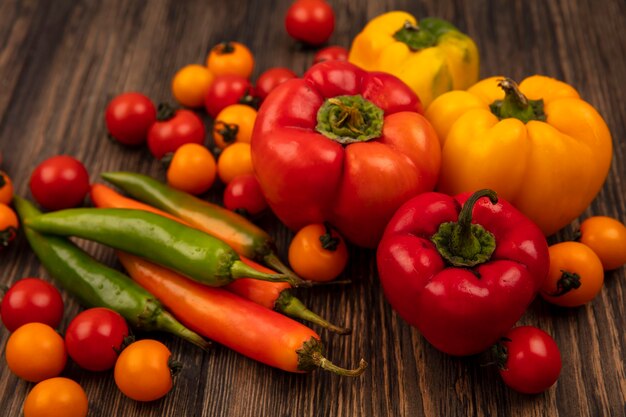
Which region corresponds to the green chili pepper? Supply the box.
[13,196,210,350]
[100,172,298,280]
[24,207,309,288]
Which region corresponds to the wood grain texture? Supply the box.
[1,0,625,416]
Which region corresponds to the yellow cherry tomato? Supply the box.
[23,377,88,417]
[206,41,254,79]
[166,143,217,195]
[6,322,67,382]
[540,242,604,307]
[212,104,257,149]
[0,171,13,205]
[288,223,348,282]
[578,216,626,270]
[114,339,175,402]
[217,142,253,184]
[171,64,215,108]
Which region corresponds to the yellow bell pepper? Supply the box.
[425,76,613,236]
[348,11,479,107]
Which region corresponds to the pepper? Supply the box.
[251,60,441,248]
[100,171,300,280]
[24,207,308,288]
[117,252,367,376]
[348,11,479,107]
[376,189,549,356]
[91,183,350,334]
[425,76,613,236]
[13,196,210,350]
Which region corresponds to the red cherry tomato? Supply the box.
[285,0,335,46]
[65,307,129,372]
[254,67,297,101]
[147,106,206,160]
[204,74,254,118]
[29,155,90,210]
[313,45,348,64]
[498,326,562,394]
[1,278,64,332]
[223,174,268,216]
[105,92,156,146]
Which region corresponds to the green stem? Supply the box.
[319,222,340,251]
[316,95,383,144]
[297,337,367,377]
[155,309,212,351]
[549,270,582,296]
[216,41,235,54]
[156,103,177,121]
[214,121,239,145]
[431,189,498,267]
[275,290,351,335]
[230,259,312,288]
[489,78,546,123]
[0,226,17,248]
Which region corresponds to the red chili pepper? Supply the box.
[118,252,366,375]
[250,60,441,248]
[90,184,349,334]
[376,189,549,356]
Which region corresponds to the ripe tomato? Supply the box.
[217,142,254,184]
[114,339,175,402]
[285,0,335,46]
[5,322,67,382]
[288,223,348,282]
[0,171,13,205]
[29,155,90,210]
[204,74,255,118]
[254,67,297,101]
[497,326,562,394]
[540,241,604,307]
[206,41,255,79]
[23,377,88,417]
[0,203,18,249]
[313,45,348,64]
[223,174,268,216]
[147,106,206,160]
[212,104,257,149]
[171,64,215,108]
[578,216,626,270]
[1,278,64,332]
[64,307,129,372]
[166,143,217,195]
[105,92,156,146]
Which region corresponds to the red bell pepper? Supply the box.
[376,189,549,356]
[250,60,441,248]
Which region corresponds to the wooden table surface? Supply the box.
[1,0,625,416]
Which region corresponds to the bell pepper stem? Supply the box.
[275,290,352,335]
[432,189,498,267]
[230,259,312,288]
[297,337,367,376]
[490,78,546,123]
[316,95,383,144]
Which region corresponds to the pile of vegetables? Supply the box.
[0,1,625,415]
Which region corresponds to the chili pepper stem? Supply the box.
[155,310,212,351]
[262,252,309,284]
[230,260,312,288]
[275,290,352,335]
[297,337,367,377]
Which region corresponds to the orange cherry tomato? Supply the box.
[0,202,19,249]
[217,142,254,184]
[23,377,88,417]
[5,322,67,382]
[114,339,175,402]
[0,171,13,205]
[288,223,348,282]
[166,143,217,195]
[578,216,626,270]
[540,242,604,307]
[206,41,254,79]
[171,64,215,108]
[212,104,257,149]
